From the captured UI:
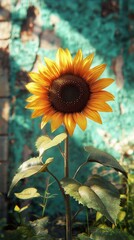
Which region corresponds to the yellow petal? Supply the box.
[25,99,50,109]
[41,119,48,129]
[81,53,94,74]
[86,64,107,83]
[41,109,56,129]
[83,108,102,124]
[26,95,39,102]
[25,82,46,95]
[38,64,55,83]
[73,49,83,75]
[31,108,48,118]
[56,48,68,73]
[28,72,42,82]
[38,64,51,77]
[65,48,72,67]
[90,91,115,101]
[87,100,113,112]
[51,112,64,132]
[44,57,60,77]
[73,49,83,63]
[73,113,87,131]
[28,72,49,87]
[90,78,114,92]
[64,114,76,136]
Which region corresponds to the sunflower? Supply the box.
[25,48,114,135]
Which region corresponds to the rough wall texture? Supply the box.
[0,0,134,218]
[0,0,11,218]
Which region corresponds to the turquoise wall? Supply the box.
[9,0,134,216]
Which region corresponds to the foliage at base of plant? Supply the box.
[2,217,52,240]
[7,133,130,239]
[89,227,134,240]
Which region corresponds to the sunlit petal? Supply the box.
[28,72,50,87]
[73,113,87,130]
[81,53,94,76]
[44,57,60,77]
[90,78,114,92]
[90,91,115,101]
[64,114,76,136]
[25,82,47,95]
[56,48,68,74]
[87,100,113,112]
[26,95,40,102]
[65,49,72,66]
[31,108,49,118]
[83,108,102,124]
[41,109,56,129]
[51,112,64,132]
[86,64,107,83]
[73,49,83,75]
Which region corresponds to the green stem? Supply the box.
[73,161,87,179]
[42,177,49,217]
[72,206,84,222]
[47,169,66,200]
[64,129,72,240]
[86,208,89,235]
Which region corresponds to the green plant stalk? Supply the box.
[47,169,66,200]
[64,130,72,240]
[86,208,90,235]
[42,177,49,217]
[73,161,87,179]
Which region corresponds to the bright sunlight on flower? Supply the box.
[25,48,114,135]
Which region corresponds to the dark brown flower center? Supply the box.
[49,74,90,113]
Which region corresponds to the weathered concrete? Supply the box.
[6,0,134,218]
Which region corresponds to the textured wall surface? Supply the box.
[0,0,134,218]
[0,0,11,219]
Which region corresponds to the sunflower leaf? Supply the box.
[36,136,51,154]
[60,177,81,201]
[85,146,127,178]
[17,157,43,173]
[86,175,120,223]
[14,205,20,212]
[78,186,114,223]
[15,187,41,200]
[8,157,53,195]
[14,204,30,213]
[36,133,67,156]
[61,178,114,223]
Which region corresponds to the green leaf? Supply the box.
[36,136,51,155]
[117,210,126,222]
[60,177,81,201]
[8,157,53,195]
[90,228,133,240]
[17,157,43,173]
[77,232,92,240]
[14,204,30,213]
[15,188,41,200]
[30,217,49,233]
[14,205,20,212]
[19,204,30,213]
[86,175,120,223]
[39,158,53,172]
[36,133,67,156]
[78,186,114,223]
[61,178,114,223]
[96,212,103,221]
[85,146,127,178]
